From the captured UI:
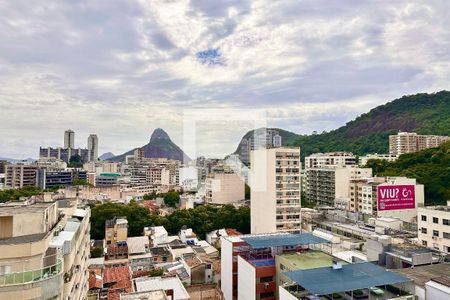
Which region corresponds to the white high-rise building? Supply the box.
[87,134,99,161]
[389,132,449,155]
[250,147,301,234]
[64,129,75,149]
[305,152,356,169]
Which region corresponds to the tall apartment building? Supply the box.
[36,169,87,189]
[87,134,99,162]
[418,202,450,253]
[250,147,301,234]
[0,160,7,174]
[40,147,90,164]
[124,158,180,187]
[304,152,356,169]
[64,129,75,149]
[0,199,90,299]
[4,164,38,189]
[239,128,283,163]
[40,130,99,163]
[389,132,449,155]
[205,171,245,205]
[306,166,372,206]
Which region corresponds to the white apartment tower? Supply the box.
[64,129,75,149]
[250,147,301,234]
[389,132,449,155]
[87,134,99,161]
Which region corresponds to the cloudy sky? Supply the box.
[1,0,449,159]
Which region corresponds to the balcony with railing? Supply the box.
[0,260,62,286]
[0,253,63,287]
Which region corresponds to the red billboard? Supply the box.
[377,185,415,211]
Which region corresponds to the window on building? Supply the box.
[443,232,450,239]
[260,276,273,283]
[443,219,450,226]
[433,230,439,237]
[433,217,439,224]
[421,215,427,221]
[0,265,11,275]
[422,240,427,246]
[260,292,275,298]
[421,228,427,234]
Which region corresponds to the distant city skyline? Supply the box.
[1,1,450,158]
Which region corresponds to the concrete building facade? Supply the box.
[4,164,38,189]
[87,134,99,162]
[305,166,372,207]
[304,152,356,169]
[250,147,301,234]
[0,199,90,300]
[205,172,245,205]
[389,132,449,155]
[418,203,450,253]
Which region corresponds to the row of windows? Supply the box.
[421,215,450,226]
[421,228,450,239]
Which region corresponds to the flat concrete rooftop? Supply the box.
[394,263,450,288]
[0,202,55,216]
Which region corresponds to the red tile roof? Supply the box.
[225,228,241,236]
[103,266,133,295]
[143,200,160,212]
[88,268,103,289]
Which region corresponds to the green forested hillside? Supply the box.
[286,91,450,158]
[365,141,450,205]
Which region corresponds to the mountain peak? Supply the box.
[150,128,171,142]
[110,128,190,162]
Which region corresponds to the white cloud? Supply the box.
[0,0,449,158]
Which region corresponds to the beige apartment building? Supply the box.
[389,132,449,155]
[348,177,386,214]
[105,217,128,245]
[306,166,372,206]
[0,199,90,299]
[4,164,38,189]
[205,172,245,205]
[250,147,301,234]
[418,203,450,253]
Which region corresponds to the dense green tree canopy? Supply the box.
[0,186,43,203]
[89,201,250,240]
[365,141,450,205]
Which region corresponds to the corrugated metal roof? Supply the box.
[284,262,411,295]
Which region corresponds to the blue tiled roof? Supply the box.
[241,233,330,249]
[284,262,411,295]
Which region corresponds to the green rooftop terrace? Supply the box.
[277,250,341,270]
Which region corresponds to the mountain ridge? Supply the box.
[234,91,450,160]
[110,128,190,162]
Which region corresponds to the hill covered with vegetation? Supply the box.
[365,141,450,205]
[286,91,450,158]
